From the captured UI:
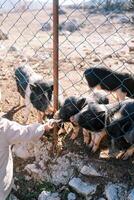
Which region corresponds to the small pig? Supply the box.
[70,101,122,152]
[106,99,134,160]
[57,91,109,144]
[15,64,54,123]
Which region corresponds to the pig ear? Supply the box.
[29,84,36,91]
[77,98,86,109]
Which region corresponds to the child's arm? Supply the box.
[0,117,53,145]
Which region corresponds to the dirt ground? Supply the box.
[0,6,134,199]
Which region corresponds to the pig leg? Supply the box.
[89,130,107,153]
[83,128,90,144]
[70,125,80,140]
[117,144,134,160]
[89,133,95,149]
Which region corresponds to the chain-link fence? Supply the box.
[0,0,54,121]
[0,0,134,138]
[58,0,134,99]
[1,2,134,199]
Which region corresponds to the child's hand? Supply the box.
[44,119,55,132]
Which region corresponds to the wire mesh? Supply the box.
[0,0,134,143]
[0,0,54,123]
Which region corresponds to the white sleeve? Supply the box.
[0,117,44,145]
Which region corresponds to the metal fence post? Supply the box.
[53,0,59,152]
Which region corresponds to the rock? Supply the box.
[105,183,127,200]
[69,177,97,199]
[129,46,134,53]
[119,16,130,24]
[24,175,32,181]
[59,8,66,15]
[126,59,134,64]
[128,189,134,200]
[9,46,18,52]
[38,191,60,200]
[93,57,100,62]
[108,14,119,20]
[13,142,35,159]
[41,22,51,31]
[8,194,19,200]
[67,192,76,200]
[49,9,66,16]
[25,163,42,179]
[50,193,60,200]
[97,198,106,200]
[38,191,51,200]
[0,29,8,40]
[59,20,80,33]
[22,141,84,186]
[43,152,84,186]
[80,165,101,177]
[50,154,75,185]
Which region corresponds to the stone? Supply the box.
[126,59,134,64]
[69,177,97,198]
[50,193,60,200]
[38,191,60,200]
[59,8,66,15]
[59,20,80,33]
[38,191,51,200]
[13,142,35,159]
[50,9,66,16]
[67,192,76,200]
[8,194,19,200]
[24,175,32,181]
[129,46,134,53]
[105,183,127,200]
[50,157,74,185]
[93,57,100,62]
[128,189,134,200]
[25,163,42,179]
[41,22,51,31]
[119,16,130,24]
[80,165,101,177]
[22,142,84,186]
[9,46,18,52]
